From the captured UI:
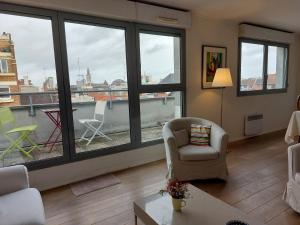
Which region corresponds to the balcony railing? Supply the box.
[0,90,177,167]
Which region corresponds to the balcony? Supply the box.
[0,92,178,167]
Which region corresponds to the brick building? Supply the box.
[0,32,20,106]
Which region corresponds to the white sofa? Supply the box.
[163,117,229,181]
[0,165,45,225]
[284,143,300,213]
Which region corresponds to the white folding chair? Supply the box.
[78,101,112,145]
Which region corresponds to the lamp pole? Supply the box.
[220,87,225,127]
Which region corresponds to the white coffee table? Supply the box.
[133,184,265,225]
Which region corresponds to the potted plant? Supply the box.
[160,179,190,211]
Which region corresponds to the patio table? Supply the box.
[41,108,77,152]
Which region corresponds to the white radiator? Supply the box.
[244,114,263,136]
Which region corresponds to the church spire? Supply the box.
[86,67,92,86]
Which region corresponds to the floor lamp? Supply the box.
[212,68,233,127]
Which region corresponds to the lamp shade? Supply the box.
[212,68,233,87]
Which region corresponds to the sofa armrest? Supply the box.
[210,123,229,158]
[0,165,29,196]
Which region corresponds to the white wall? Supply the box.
[186,14,300,141]
[30,144,165,190]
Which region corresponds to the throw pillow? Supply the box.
[173,129,189,147]
[190,124,211,146]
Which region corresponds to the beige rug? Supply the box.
[71,174,121,196]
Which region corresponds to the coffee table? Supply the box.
[133,184,265,225]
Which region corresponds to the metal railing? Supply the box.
[0,88,128,115]
[0,89,174,116]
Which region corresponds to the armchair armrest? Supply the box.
[288,144,300,180]
[163,124,179,164]
[0,165,29,196]
[210,123,229,158]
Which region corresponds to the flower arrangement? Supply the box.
[160,178,190,199]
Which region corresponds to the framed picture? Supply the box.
[202,45,227,89]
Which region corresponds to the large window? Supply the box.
[238,38,289,96]
[0,3,185,169]
[137,28,184,143]
[0,10,65,168]
[64,21,130,153]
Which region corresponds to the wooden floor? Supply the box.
[42,131,300,225]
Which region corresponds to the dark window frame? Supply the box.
[0,59,8,73]
[0,2,186,170]
[136,23,186,144]
[237,37,289,96]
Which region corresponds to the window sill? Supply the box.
[0,98,13,103]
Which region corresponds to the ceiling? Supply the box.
[143,0,300,33]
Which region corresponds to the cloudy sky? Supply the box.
[65,22,128,85]
[241,42,277,79]
[0,13,176,88]
[0,13,56,87]
[0,12,279,89]
[139,33,176,83]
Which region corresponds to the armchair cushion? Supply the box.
[178,145,219,161]
[295,173,300,185]
[190,124,211,146]
[173,129,189,147]
[0,188,45,225]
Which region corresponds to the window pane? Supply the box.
[140,91,182,142]
[139,33,180,85]
[240,42,264,91]
[267,46,288,90]
[0,59,8,73]
[64,22,130,153]
[0,13,62,167]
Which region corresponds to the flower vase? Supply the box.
[172,197,186,211]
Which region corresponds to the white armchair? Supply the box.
[284,143,300,213]
[163,117,229,181]
[0,165,45,225]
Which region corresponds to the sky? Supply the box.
[0,12,281,88]
[0,13,56,87]
[65,22,128,85]
[139,33,176,83]
[0,13,176,88]
[241,42,278,79]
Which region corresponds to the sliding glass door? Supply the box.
[0,6,69,168]
[63,19,131,154]
[137,26,186,143]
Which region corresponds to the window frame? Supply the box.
[0,3,72,170]
[0,85,12,102]
[237,37,289,96]
[136,24,186,144]
[0,2,186,170]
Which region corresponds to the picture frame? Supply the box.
[202,45,227,89]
